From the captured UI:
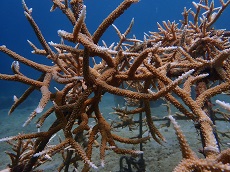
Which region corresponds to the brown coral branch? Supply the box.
[92,0,139,44]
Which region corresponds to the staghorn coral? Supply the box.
[169,115,230,172]
[0,0,230,171]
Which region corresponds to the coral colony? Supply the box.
[0,0,230,171]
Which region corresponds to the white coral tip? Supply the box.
[101,160,105,167]
[147,89,155,94]
[88,161,98,169]
[135,150,144,154]
[13,95,18,102]
[57,30,68,36]
[35,106,43,113]
[0,136,14,142]
[44,154,53,160]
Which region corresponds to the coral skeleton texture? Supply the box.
[0,0,230,171]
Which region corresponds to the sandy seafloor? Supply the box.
[0,93,229,172]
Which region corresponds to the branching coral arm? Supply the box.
[92,0,139,44]
[0,46,51,72]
